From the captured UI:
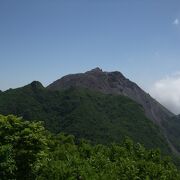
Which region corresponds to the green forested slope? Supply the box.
[162,116,180,153]
[0,82,170,154]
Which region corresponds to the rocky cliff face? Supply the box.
[47,68,174,125]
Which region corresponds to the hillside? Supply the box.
[47,68,174,126]
[163,115,180,153]
[0,81,170,154]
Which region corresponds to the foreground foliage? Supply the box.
[0,115,179,180]
[0,114,49,179]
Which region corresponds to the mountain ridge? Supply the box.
[0,84,171,155]
[0,68,180,157]
[47,68,174,125]
[47,68,180,155]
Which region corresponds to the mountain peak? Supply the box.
[86,67,103,74]
[30,81,44,89]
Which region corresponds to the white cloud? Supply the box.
[173,18,179,25]
[149,73,180,114]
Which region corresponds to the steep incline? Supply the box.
[47,68,174,125]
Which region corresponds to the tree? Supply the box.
[0,115,49,180]
[0,114,179,179]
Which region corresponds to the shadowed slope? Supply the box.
[0,83,170,154]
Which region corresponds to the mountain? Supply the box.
[0,68,180,159]
[47,68,180,156]
[0,81,170,155]
[47,68,173,125]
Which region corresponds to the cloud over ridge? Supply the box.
[150,72,180,114]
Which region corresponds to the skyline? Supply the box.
[1,0,180,113]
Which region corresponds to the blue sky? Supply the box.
[0,0,180,112]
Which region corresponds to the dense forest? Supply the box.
[0,82,170,154]
[0,114,180,180]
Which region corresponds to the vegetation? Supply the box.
[0,114,49,179]
[0,82,170,155]
[162,116,180,153]
[0,114,179,180]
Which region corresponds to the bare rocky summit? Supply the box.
[47,67,174,126]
